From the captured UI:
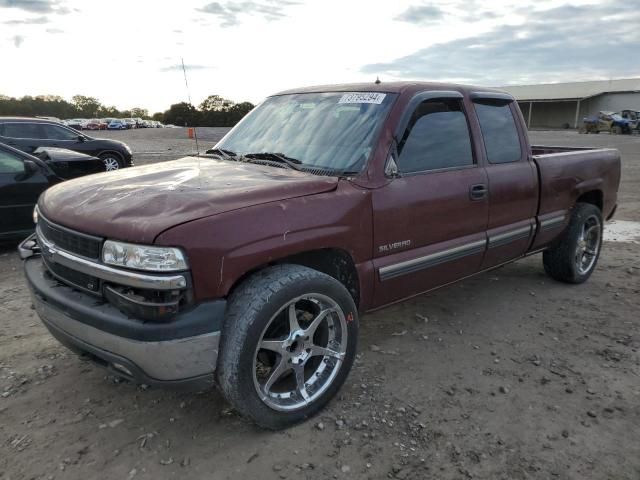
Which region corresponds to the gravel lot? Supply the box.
[1,128,639,480]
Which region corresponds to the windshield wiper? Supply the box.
[243,152,302,170]
[204,148,238,160]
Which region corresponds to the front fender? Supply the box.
[155,181,373,302]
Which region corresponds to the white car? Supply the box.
[107,119,127,130]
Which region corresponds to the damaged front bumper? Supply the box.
[20,234,225,389]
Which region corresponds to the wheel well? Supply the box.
[98,150,123,160]
[230,249,360,309]
[576,190,603,211]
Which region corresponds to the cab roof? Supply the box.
[273,81,509,97]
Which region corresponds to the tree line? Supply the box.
[0,94,255,127]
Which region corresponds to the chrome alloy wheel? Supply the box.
[252,293,348,412]
[102,156,120,171]
[575,214,601,275]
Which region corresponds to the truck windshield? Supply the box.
[215,92,397,173]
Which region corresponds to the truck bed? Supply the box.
[531,145,603,155]
[532,145,621,227]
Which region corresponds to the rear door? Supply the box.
[0,148,49,238]
[371,91,489,307]
[471,94,538,269]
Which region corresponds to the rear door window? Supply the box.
[2,122,46,140]
[474,101,522,164]
[397,98,474,173]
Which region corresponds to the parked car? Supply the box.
[19,82,620,429]
[107,119,127,130]
[85,119,102,131]
[582,111,633,134]
[0,117,133,170]
[619,109,640,131]
[66,119,85,131]
[123,118,136,129]
[0,142,105,240]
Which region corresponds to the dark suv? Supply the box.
[0,117,133,170]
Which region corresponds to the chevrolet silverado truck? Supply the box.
[19,82,621,429]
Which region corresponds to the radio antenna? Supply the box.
[181,57,200,156]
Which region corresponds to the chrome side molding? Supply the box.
[379,239,486,281]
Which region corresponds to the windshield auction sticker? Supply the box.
[338,92,386,104]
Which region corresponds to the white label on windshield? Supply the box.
[338,92,386,104]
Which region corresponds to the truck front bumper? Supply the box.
[24,254,226,390]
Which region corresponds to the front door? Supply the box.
[371,93,489,307]
[0,149,49,238]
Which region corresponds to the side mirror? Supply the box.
[77,135,85,143]
[384,141,401,178]
[15,159,39,181]
[24,160,39,175]
[385,154,399,178]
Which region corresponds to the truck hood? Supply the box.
[39,157,338,243]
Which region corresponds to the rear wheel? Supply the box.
[99,152,123,171]
[543,203,603,284]
[217,264,358,429]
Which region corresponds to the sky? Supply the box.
[1,0,639,113]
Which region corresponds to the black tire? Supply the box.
[99,152,123,171]
[543,203,603,284]
[217,264,359,430]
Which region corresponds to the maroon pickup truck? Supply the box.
[19,82,620,429]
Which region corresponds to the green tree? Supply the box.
[130,107,149,118]
[199,95,234,112]
[71,95,102,117]
[163,102,200,126]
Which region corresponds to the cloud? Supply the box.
[45,27,62,33]
[4,14,48,24]
[362,4,640,85]
[159,64,216,72]
[0,0,69,14]
[12,34,24,47]
[395,4,444,24]
[197,0,298,27]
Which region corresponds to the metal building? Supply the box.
[500,78,640,129]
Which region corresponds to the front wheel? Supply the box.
[99,152,123,171]
[217,264,358,429]
[543,203,603,284]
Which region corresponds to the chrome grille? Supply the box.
[38,215,102,259]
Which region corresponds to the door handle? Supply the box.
[470,184,488,200]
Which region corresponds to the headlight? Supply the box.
[33,206,39,224]
[102,240,188,272]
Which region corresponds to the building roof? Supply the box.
[500,77,640,101]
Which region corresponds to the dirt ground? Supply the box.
[1,129,639,480]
